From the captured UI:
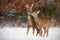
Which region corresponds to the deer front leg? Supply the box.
[32,26,35,35]
[36,27,40,36]
[36,24,40,36]
[26,25,31,35]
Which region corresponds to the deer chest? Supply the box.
[28,16,31,19]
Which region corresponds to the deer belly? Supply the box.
[42,21,50,27]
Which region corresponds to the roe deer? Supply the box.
[31,10,43,36]
[31,12,51,37]
[26,3,40,35]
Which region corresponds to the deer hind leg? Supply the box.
[26,25,31,35]
[43,27,46,37]
[39,27,42,36]
[46,23,50,37]
[39,24,42,36]
[46,27,49,37]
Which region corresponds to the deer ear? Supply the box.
[37,10,40,14]
[31,3,34,9]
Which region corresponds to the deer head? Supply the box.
[31,10,40,18]
[26,3,34,15]
[26,3,40,18]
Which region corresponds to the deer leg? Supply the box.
[43,27,46,37]
[32,26,35,35]
[46,27,49,37]
[39,27,42,36]
[39,24,42,36]
[36,27,40,36]
[36,23,40,36]
[46,23,50,37]
[26,25,30,35]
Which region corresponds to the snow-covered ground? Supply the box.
[0,26,60,40]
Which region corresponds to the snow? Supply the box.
[0,26,60,40]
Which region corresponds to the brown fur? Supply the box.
[31,11,42,36]
[26,3,39,35]
[26,14,39,35]
[31,11,51,37]
[40,16,51,37]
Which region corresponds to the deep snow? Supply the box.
[0,26,60,40]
